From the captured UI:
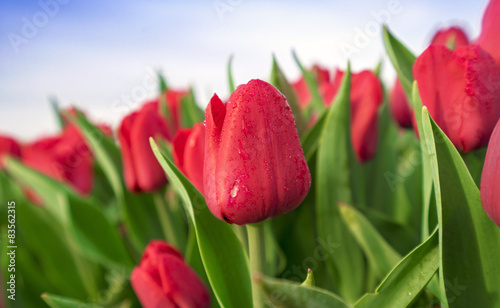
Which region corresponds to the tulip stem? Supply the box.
[246,222,267,308]
[153,192,180,249]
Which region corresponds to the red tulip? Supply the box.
[481,119,500,228]
[413,44,500,152]
[321,69,384,162]
[118,105,170,192]
[22,125,93,196]
[131,240,211,308]
[0,135,21,168]
[389,79,413,128]
[204,79,311,225]
[477,0,500,66]
[430,26,469,49]
[172,123,205,194]
[291,65,330,108]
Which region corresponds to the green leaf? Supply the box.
[412,83,435,242]
[17,200,94,300]
[315,63,364,301]
[70,112,163,251]
[292,50,324,113]
[421,107,500,308]
[382,26,416,97]
[355,229,439,307]
[50,96,65,130]
[150,139,253,308]
[5,158,134,270]
[270,56,307,135]
[42,293,98,308]
[339,204,401,279]
[228,55,236,93]
[258,275,353,308]
[300,111,327,162]
[181,88,204,128]
[301,269,315,287]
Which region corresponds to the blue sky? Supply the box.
[0,0,489,139]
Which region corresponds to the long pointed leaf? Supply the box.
[150,139,252,308]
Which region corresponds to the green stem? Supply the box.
[233,224,248,254]
[246,222,267,308]
[153,191,180,249]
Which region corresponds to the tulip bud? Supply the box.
[477,0,500,66]
[413,44,500,152]
[430,26,469,49]
[389,79,413,128]
[481,119,500,228]
[204,79,311,225]
[0,135,21,168]
[118,105,170,192]
[22,125,93,196]
[321,69,384,162]
[172,123,205,194]
[131,240,211,308]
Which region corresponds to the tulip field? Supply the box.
[2,1,500,308]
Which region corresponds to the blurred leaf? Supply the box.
[339,204,401,279]
[355,230,439,307]
[50,96,65,130]
[258,275,353,308]
[151,139,252,308]
[17,200,95,300]
[5,158,134,270]
[361,208,418,256]
[228,55,236,93]
[292,50,324,113]
[382,26,416,97]
[270,56,307,135]
[70,112,163,252]
[301,111,327,162]
[263,220,286,276]
[42,293,98,308]
[181,88,204,128]
[422,108,500,308]
[461,148,486,187]
[315,64,364,301]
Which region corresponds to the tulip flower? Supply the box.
[430,26,469,49]
[321,69,384,162]
[22,125,93,196]
[413,44,500,152]
[389,79,413,129]
[172,123,205,194]
[477,0,500,66]
[291,64,330,108]
[0,135,22,168]
[118,105,170,192]
[131,240,211,308]
[204,79,311,225]
[481,119,500,228]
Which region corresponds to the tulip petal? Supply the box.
[173,128,192,175]
[118,112,140,192]
[130,109,170,192]
[131,267,177,308]
[159,255,211,308]
[481,119,500,228]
